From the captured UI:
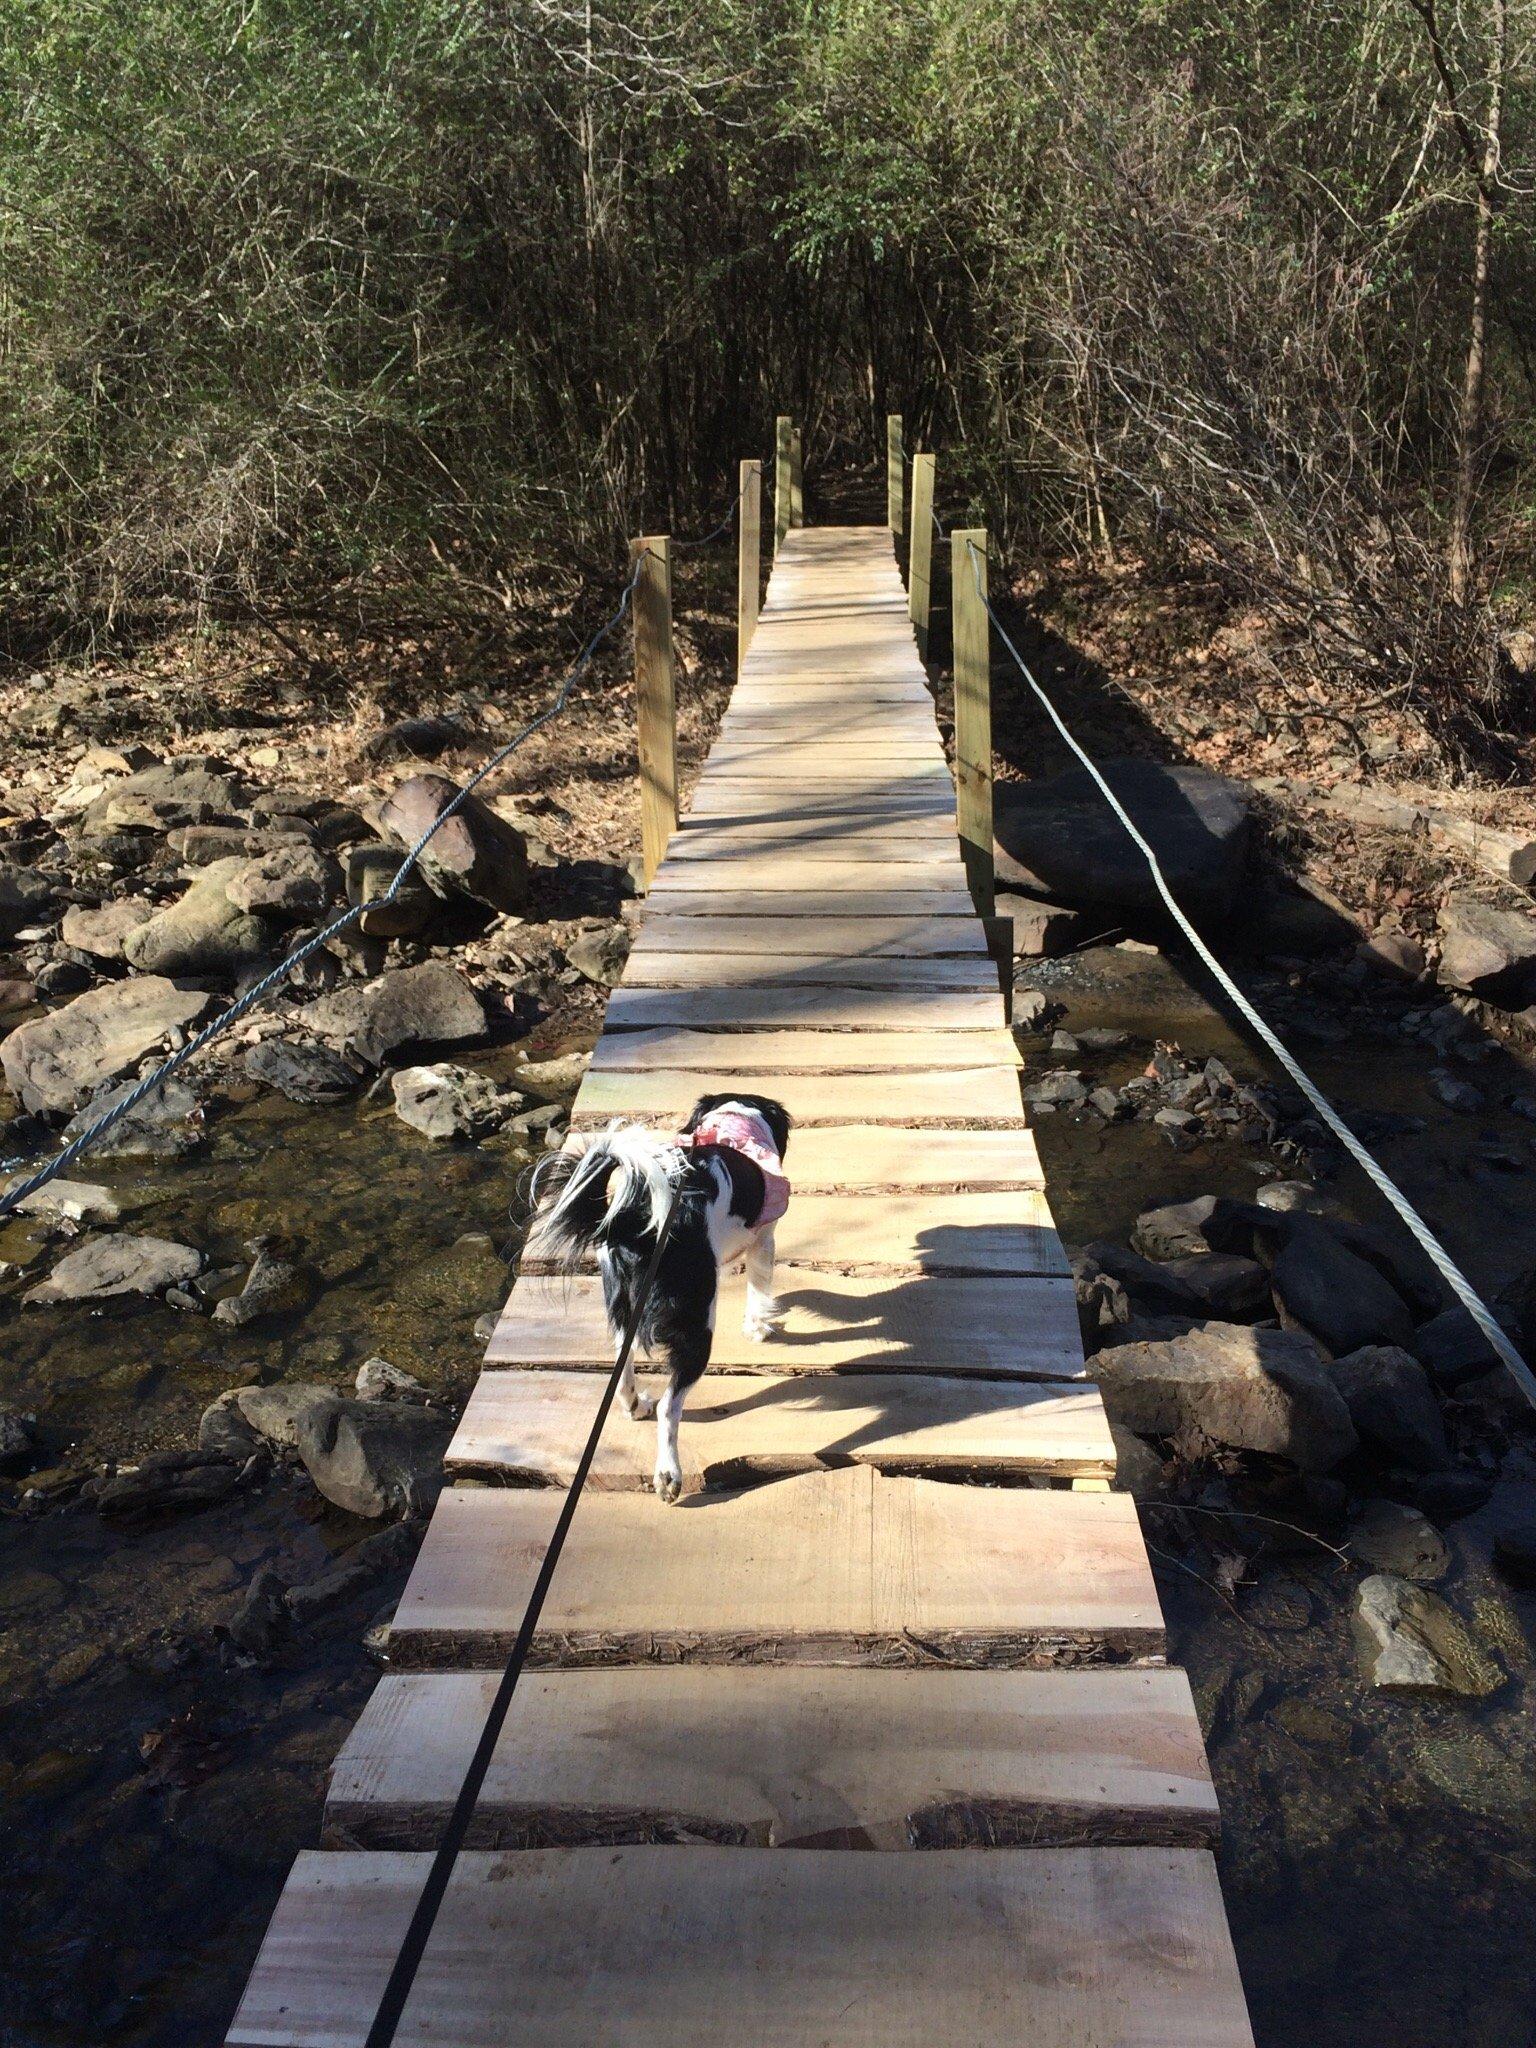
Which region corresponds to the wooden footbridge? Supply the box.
[227,522,1255,2044]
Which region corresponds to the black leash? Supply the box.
[361,1186,683,2047]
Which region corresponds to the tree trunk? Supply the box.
[1448,0,1505,607]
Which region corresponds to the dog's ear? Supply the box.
[756,1096,792,1159]
[680,1093,726,1135]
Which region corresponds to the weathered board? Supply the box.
[323,1667,1219,1851]
[445,1369,1113,1488]
[387,1469,1164,1669]
[619,951,1001,991]
[588,1026,1019,1073]
[228,1846,1255,2048]
[628,915,987,956]
[603,984,1005,1033]
[642,888,977,917]
[650,854,973,893]
[572,1065,1025,1128]
[485,1270,1084,1380]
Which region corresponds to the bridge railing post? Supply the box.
[789,423,804,530]
[908,451,935,660]
[774,416,793,553]
[950,526,993,916]
[737,458,762,676]
[887,414,904,539]
[631,534,676,887]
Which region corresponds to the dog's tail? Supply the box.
[526,1123,689,1272]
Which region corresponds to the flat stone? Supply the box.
[1131,1194,1260,1262]
[1092,1320,1356,1470]
[515,1051,590,1095]
[297,962,485,1066]
[61,1074,203,1158]
[1348,1500,1449,1582]
[566,924,630,986]
[24,1233,202,1305]
[243,1038,362,1105]
[1159,1253,1270,1318]
[994,894,1085,958]
[355,1357,430,1404]
[0,864,56,940]
[88,758,247,833]
[2,1176,122,1225]
[1352,1573,1501,1696]
[1428,1068,1484,1114]
[1436,892,1536,1004]
[235,1383,339,1448]
[121,859,272,979]
[293,1398,452,1519]
[1,978,211,1115]
[225,843,341,922]
[391,1063,520,1141]
[58,899,153,960]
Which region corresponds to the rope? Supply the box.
[0,558,648,1219]
[669,473,748,551]
[360,1185,681,2048]
[952,531,1535,1404]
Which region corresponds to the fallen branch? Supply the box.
[1259,775,1536,893]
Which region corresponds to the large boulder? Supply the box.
[297,962,486,1066]
[378,773,529,915]
[1091,1320,1357,1469]
[1436,892,1536,1005]
[1328,1345,1448,1470]
[244,1037,363,1105]
[1131,1194,1262,1262]
[292,1397,452,1518]
[224,842,341,923]
[0,863,56,939]
[1268,1220,1416,1358]
[61,1073,203,1157]
[23,1233,202,1306]
[993,760,1252,927]
[1,978,211,1115]
[121,859,272,978]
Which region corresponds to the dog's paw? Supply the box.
[627,1392,657,1422]
[653,1468,682,1505]
[744,1308,785,1343]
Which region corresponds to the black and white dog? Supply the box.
[528,1093,792,1501]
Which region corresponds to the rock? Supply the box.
[390,1063,520,1141]
[34,954,95,999]
[297,962,485,1065]
[1092,1321,1357,1469]
[1049,1029,1080,1052]
[89,758,247,833]
[1349,1500,1450,1581]
[224,843,341,922]
[212,1241,309,1327]
[168,824,258,864]
[198,1390,263,1461]
[1352,1574,1501,1696]
[1357,928,1425,980]
[1411,1305,1505,1386]
[566,924,631,986]
[1153,1106,1200,1141]
[23,1233,202,1305]
[1159,1253,1270,1319]
[1078,1241,1201,1315]
[365,715,472,762]
[993,759,1253,926]
[993,893,1084,958]
[96,1450,241,1524]
[378,773,529,914]
[344,842,436,939]
[1131,1194,1260,1262]
[61,1073,203,1158]
[0,1405,37,1475]
[1428,1067,1484,1114]
[243,1038,362,1105]
[1328,1345,1448,1470]
[1410,1468,1493,1520]
[2,1176,121,1225]
[515,1051,590,1094]
[1492,1522,1536,1588]
[121,859,272,979]
[58,899,153,960]
[0,977,36,1014]
[293,1399,452,1518]
[1023,1070,1087,1110]
[222,1566,291,1658]
[234,1382,338,1448]
[0,863,56,939]
[1268,1220,1416,1358]
[1,978,211,1115]
[1108,1422,1174,1499]
[1012,988,1053,1031]
[1254,1180,1339,1219]
[284,1559,379,1626]
[355,1357,430,1403]
[1087,1086,1127,1121]
[1436,892,1536,1004]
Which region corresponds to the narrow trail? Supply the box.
[225,526,1254,2044]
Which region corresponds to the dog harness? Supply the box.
[684,1106,791,1225]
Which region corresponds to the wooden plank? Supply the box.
[619,953,1000,991]
[486,1271,1082,1380]
[387,1469,1166,1669]
[602,985,1005,1031]
[572,1065,1024,1128]
[686,779,957,817]
[650,854,971,893]
[951,526,993,915]
[629,916,986,957]
[525,1187,1066,1280]
[663,828,959,861]
[446,1370,1111,1489]
[672,813,958,846]
[556,1121,1043,1192]
[588,1027,1020,1073]
[736,457,761,675]
[632,536,677,886]
[325,1667,1217,1851]
[641,887,978,918]
[228,1846,1257,2048]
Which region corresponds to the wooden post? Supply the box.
[886,414,904,536]
[737,458,761,676]
[631,535,676,887]
[950,527,993,916]
[774,416,792,552]
[789,425,804,529]
[908,451,935,660]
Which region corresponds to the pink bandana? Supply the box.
[684,1106,791,1225]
